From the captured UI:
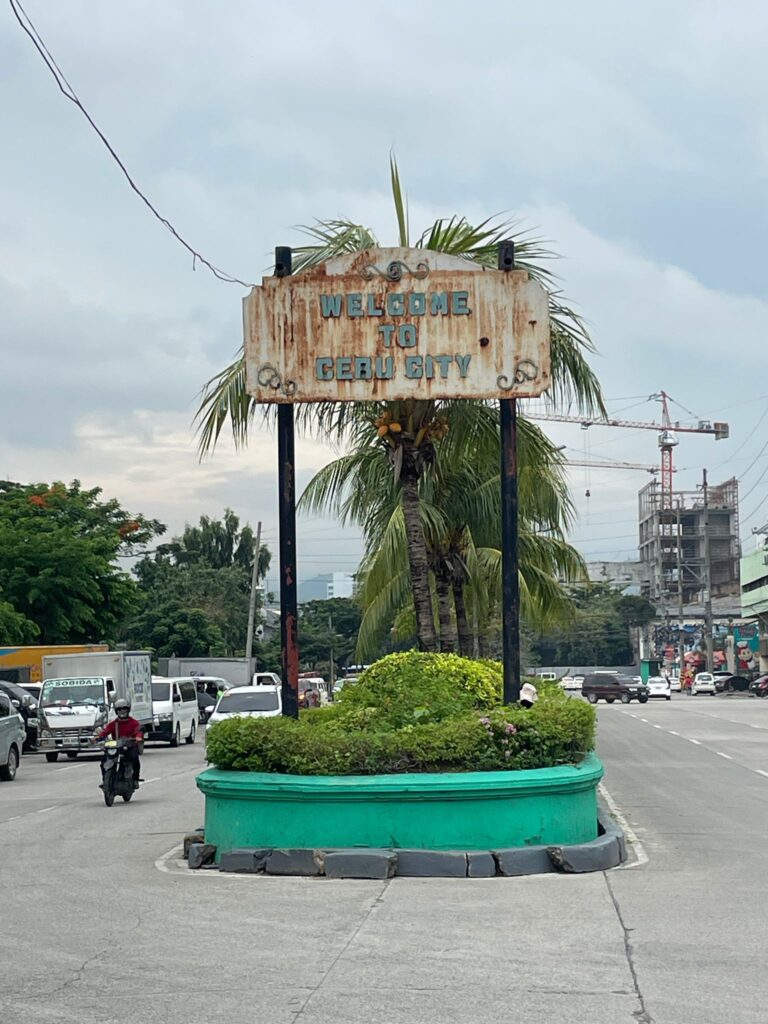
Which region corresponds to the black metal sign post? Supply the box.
[274,246,299,719]
[498,241,521,705]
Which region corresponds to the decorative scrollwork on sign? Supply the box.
[257,363,297,398]
[497,359,540,391]
[362,259,430,282]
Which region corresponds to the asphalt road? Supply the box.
[1,698,766,1024]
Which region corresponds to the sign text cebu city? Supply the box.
[244,249,551,403]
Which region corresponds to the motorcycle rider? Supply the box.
[92,697,143,789]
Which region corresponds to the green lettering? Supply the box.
[430,292,449,315]
[347,293,363,317]
[320,294,342,317]
[452,291,470,315]
[316,357,334,381]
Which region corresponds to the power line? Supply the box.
[8,0,255,289]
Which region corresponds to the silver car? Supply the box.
[0,691,26,781]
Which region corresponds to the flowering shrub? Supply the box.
[206,655,595,776]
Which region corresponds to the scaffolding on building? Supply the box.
[638,477,740,604]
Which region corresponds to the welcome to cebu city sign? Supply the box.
[244,247,550,403]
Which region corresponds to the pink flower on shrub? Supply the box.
[504,723,517,735]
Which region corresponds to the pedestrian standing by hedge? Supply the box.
[520,682,538,709]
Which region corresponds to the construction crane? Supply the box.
[526,391,728,510]
[564,458,664,475]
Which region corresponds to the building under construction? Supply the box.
[638,477,740,604]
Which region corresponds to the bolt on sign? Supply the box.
[244,247,551,403]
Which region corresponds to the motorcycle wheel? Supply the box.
[122,787,134,802]
[103,770,116,807]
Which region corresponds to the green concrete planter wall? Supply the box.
[197,753,603,855]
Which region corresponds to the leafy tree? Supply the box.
[124,511,271,656]
[196,160,605,654]
[298,598,362,673]
[530,585,654,667]
[0,598,39,644]
[0,480,163,643]
[121,598,224,657]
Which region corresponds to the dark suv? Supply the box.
[582,673,649,705]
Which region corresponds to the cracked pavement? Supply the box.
[2,697,767,1022]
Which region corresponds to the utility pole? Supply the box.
[328,614,335,699]
[676,506,685,675]
[245,520,263,674]
[702,469,714,671]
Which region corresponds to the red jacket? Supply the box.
[97,716,143,741]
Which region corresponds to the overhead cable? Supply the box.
[8,0,255,289]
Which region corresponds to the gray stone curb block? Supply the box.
[183,831,205,858]
[597,802,627,863]
[265,848,325,876]
[493,846,556,876]
[396,850,467,877]
[188,843,216,870]
[467,851,497,878]
[324,849,397,879]
[219,847,272,873]
[547,833,621,873]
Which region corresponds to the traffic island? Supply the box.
[191,753,626,876]
[184,797,627,878]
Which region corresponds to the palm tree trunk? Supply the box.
[400,473,438,652]
[435,570,458,653]
[452,579,472,658]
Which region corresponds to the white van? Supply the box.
[148,676,199,746]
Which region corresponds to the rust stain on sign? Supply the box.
[244,247,551,403]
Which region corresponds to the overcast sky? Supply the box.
[3,1,768,590]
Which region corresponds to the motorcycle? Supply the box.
[99,736,138,807]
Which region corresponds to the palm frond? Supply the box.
[195,351,259,457]
[390,154,409,247]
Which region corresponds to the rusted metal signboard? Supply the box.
[244,247,550,403]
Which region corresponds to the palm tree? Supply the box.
[300,401,586,660]
[196,159,605,651]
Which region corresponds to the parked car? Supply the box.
[582,673,649,705]
[691,672,716,696]
[559,675,584,692]
[749,675,768,697]
[0,679,39,751]
[207,685,282,726]
[668,675,681,692]
[0,690,25,780]
[714,674,751,693]
[646,676,672,700]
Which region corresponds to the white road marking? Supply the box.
[716,752,733,760]
[652,724,662,729]
[640,718,649,723]
[142,777,161,785]
[36,805,56,814]
[599,782,649,869]
[2,816,21,823]
[155,844,185,873]
[668,730,680,736]
[756,770,768,778]
[54,764,81,772]
[689,738,702,745]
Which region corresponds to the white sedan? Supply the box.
[207,685,282,726]
[692,672,716,696]
[646,676,672,700]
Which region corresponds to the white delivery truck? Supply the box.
[158,657,255,689]
[37,651,152,763]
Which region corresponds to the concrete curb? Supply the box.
[188,808,629,877]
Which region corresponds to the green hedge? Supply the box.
[205,652,595,776]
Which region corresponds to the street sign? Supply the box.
[244,247,550,403]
